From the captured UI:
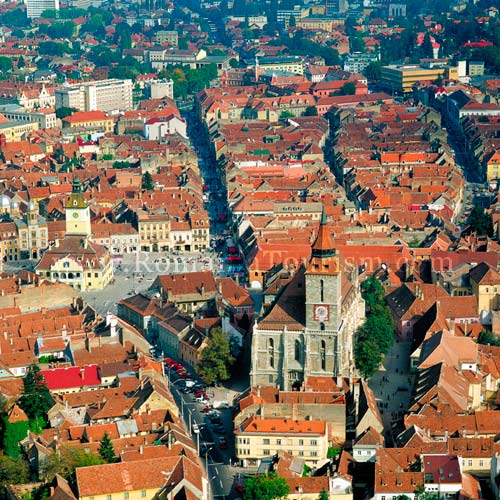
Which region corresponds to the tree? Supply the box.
[38,41,70,56]
[195,328,235,385]
[280,110,294,120]
[18,364,54,421]
[303,106,318,116]
[42,445,104,481]
[365,61,382,81]
[469,205,493,236]
[354,339,382,378]
[2,418,29,459]
[0,57,12,74]
[478,330,500,347]
[0,452,29,487]
[243,472,290,500]
[142,171,154,191]
[421,33,434,58]
[56,107,76,120]
[98,432,117,463]
[336,81,356,96]
[318,490,329,500]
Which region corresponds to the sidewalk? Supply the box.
[368,339,416,444]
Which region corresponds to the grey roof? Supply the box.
[116,418,139,436]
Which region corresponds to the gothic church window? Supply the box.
[320,340,326,370]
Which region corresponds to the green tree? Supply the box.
[0,57,12,74]
[303,106,318,116]
[469,205,493,236]
[365,61,382,81]
[243,472,290,500]
[56,107,76,120]
[318,490,329,500]
[478,330,500,347]
[421,33,434,58]
[195,328,235,385]
[354,339,382,378]
[42,445,104,481]
[361,275,385,311]
[18,364,54,421]
[336,81,356,96]
[38,41,70,56]
[98,432,117,463]
[280,110,294,120]
[142,171,154,191]
[0,452,29,488]
[2,419,29,459]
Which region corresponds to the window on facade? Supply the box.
[263,449,270,455]
[106,496,111,500]
[299,451,304,456]
[310,440,317,446]
[310,451,318,457]
[320,340,326,370]
[263,439,270,445]
[276,439,282,445]
[320,322,325,331]
[141,491,146,498]
[124,494,129,499]
[268,338,274,368]
[299,439,303,446]
[479,460,484,466]
[468,460,473,466]
[294,339,301,362]
[320,279,324,302]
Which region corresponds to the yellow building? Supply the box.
[0,120,39,142]
[62,111,115,134]
[36,177,113,291]
[0,221,19,262]
[470,262,500,313]
[138,212,171,252]
[380,64,458,94]
[235,416,328,467]
[487,151,500,181]
[76,456,207,500]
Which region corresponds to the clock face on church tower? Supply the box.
[72,212,79,219]
[313,304,329,322]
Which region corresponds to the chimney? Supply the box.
[139,445,143,454]
[449,318,455,335]
[201,282,205,295]
[80,368,85,381]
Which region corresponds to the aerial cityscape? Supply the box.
[0,0,500,499]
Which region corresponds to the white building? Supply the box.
[55,79,133,112]
[144,115,187,140]
[26,0,59,18]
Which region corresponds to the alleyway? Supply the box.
[368,339,416,445]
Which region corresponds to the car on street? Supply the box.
[218,437,228,449]
[235,483,245,494]
[195,395,209,403]
[213,424,225,434]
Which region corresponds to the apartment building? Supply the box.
[55,79,133,112]
[62,111,115,134]
[235,416,328,467]
[137,212,171,252]
[26,0,59,18]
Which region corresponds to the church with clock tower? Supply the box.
[250,212,365,390]
[35,177,113,291]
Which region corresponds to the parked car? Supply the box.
[195,395,209,403]
[213,424,225,434]
[235,483,245,494]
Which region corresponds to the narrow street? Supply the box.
[368,339,415,446]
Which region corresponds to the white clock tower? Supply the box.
[65,177,91,237]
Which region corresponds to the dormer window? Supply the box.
[73,200,77,206]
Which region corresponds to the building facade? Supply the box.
[55,79,133,112]
[26,0,59,18]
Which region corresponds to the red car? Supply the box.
[235,483,245,494]
[226,256,242,263]
[195,390,208,398]
[202,406,212,413]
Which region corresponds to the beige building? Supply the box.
[470,262,500,314]
[16,201,48,259]
[380,64,459,94]
[55,79,133,112]
[138,212,171,252]
[36,178,113,291]
[235,416,328,467]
